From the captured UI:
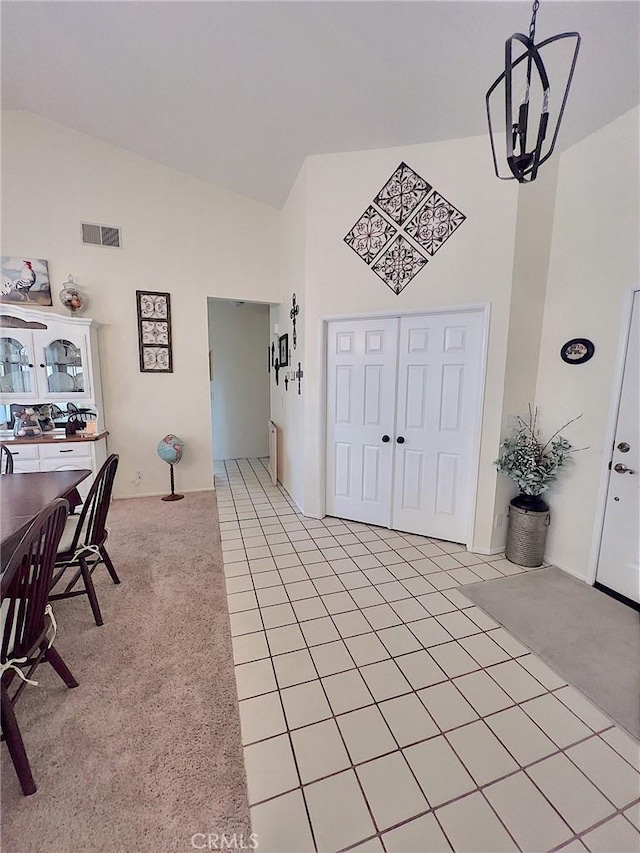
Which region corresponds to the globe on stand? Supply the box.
[157,434,185,501]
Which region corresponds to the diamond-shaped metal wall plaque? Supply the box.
[344,205,397,264]
[371,236,427,295]
[374,162,432,225]
[404,191,466,256]
[343,161,466,296]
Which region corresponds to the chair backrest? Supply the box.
[1,443,14,474]
[67,454,119,555]
[1,499,69,661]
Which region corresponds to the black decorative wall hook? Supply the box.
[290,293,300,349]
[271,342,275,366]
[296,362,304,395]
[274,357,280,385]
[284,375,289,391]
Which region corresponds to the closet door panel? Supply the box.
[326,318,398,527]
[392,312,484,543]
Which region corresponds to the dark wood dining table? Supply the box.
[0,470,92,567]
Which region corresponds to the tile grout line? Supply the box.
[219,460,640,853]
[228,460,321,853]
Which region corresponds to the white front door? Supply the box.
[326,318,398,527]
[392,312,484,542]
[596,291,640,604]
[326,310,485,543]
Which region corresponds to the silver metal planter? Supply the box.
[505,495,550,568]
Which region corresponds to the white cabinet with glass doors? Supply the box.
[0,306,102,412]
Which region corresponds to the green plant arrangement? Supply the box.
[495,406,582,496]
[496,407,583,567]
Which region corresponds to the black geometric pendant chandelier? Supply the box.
[486,0,581,183]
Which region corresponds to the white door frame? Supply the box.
[318,302,491,547]
[588,285,640,585]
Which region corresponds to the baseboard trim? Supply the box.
[542,555,589,583]
[594,582,640,612]
[276,480,304,515]
[114,487,215,500]
[469,546,505,556]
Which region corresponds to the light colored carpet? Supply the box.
[464,566,640,740]
[1,491,250,852]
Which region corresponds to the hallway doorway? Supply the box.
[207,298,270,463]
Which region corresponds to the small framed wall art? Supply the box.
[279,333,289,367]
[136,290,173,372]
[560,338,594,365]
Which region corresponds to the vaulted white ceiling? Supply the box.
[2,1,638,208]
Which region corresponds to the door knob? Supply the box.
[614,463,635,474]
[396,436,405,444]
[382,435,390,443]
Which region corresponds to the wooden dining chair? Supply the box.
[49,454,120,627]
[1,498,78,796]
[1,443,14,474]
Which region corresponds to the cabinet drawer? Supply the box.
[5,444,39,460]
[13,459,40,473]
[39,443,92,460]
[39,458,93,501]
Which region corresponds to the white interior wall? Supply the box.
[285,135,520,552]
[269,163,308,508]
[4,105,638,576]
[492,159,560,550]
[1,111,281,498]
[534,106,640,580]
[208,299,270,461]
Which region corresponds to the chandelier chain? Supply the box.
[529,0,540,41]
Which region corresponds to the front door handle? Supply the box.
[396,436,405,444]
[382,435,390,443]
[614,463,635,474]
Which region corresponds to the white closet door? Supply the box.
[596,291,639,604]
[392,312,484,542]
[326,318,398,526]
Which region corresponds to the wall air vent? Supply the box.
[81,222,122,248]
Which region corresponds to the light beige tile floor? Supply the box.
[217,458,640,853]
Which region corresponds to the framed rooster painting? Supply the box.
[1,257,52,306]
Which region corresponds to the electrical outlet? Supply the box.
[494,513,504,529]
[133,470,142,484]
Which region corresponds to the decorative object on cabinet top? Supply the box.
[59,275,85,314]
[1,258,52,307]
[4,402,95,431]
[13,407,42,438]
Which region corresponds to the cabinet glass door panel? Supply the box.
[0,335,34,394]
[43,338,85,393]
